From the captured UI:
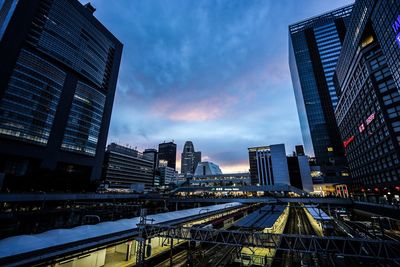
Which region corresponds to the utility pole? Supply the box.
[136,208,147,267]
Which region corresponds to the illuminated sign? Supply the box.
[327,147,333,152]
[211,187,239,191]
[393,15,400,48]
[366,112,375,125]
[358,122,365,133]
[343,135,355,148]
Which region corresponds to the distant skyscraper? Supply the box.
[248,144,290,186]
[143,148,158,186]
[289,5,352,183]
[334,0,400,196]
[158,141,177,170]
[102,143,154,189]
[181,141,201,176]
[0,0,122,191]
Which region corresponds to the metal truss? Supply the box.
[143,224,400,262]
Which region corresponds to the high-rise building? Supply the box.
[287,155,313,192]
[289,5,352,184]
[248,144,290,186]
[334,0,400,197]
[0,0,122,191]
[158,141,177,170]
[102,143,154,189]
[181,141,201,176]
[248,144,313,191]
[158,166,176,186]
[143,148,158,185]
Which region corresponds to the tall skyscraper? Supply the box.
[181,141,201,176]
[334,0,400,197]
[0,0,122,191]
[248,144,290,186]
[289,5,352,184]
[158,141,177,170]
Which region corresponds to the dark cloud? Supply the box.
[86,0,353,171]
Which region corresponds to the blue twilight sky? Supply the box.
[86,0,353,173]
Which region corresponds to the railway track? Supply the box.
[273,204,317,267]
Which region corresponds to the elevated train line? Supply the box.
[140,223,400,265]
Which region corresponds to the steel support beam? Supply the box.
[142,225,400,262]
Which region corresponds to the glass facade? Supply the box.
[371,0,400,92]
[289,32,330,159]
[289,5,352,183]
[314,22,342,108]
[336,43,400,191]
[334,0,400,193]
[0,49,66,144]
[61,81,105,156]
[0,0,18,40]
[0,0,122,190]
[27,0,115,88]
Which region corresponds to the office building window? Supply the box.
[61,81,105,155]
[0,49,65,144]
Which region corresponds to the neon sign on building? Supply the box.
[343,135,355,148]
[366,112,375,125]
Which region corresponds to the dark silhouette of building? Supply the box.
[143,148,158,186]
[289,5,352,184]
[158,141,176,170]
[0,0,122,191]
[334,0,400,196]
[287,155,313,192]
[181,141,201,176]
[295,145,305,156]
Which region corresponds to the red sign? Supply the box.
[343,135,355,148]
[358,123,365,133]
[366,113,375,125]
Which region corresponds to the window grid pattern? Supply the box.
[371,0,400,92]
[0,49,65,144]
[27,0,115,89]
[61,81,105,156]
[336,45,400,189]
[314,23,342,108]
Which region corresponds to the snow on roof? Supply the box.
[0,202,241,258]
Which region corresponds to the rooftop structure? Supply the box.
[194,161,222,176]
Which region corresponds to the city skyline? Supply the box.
[86,0,352,173]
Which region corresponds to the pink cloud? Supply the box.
[151,93,239,122]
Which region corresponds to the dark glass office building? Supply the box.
[334,0,400,197]
[289,5,352,184]
[158,141,177,170]
[0,0,122,191]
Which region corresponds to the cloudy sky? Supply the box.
[88,0,352,173]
